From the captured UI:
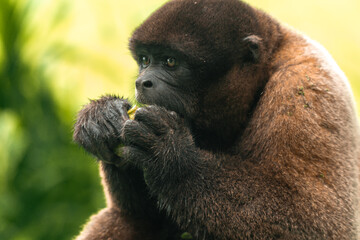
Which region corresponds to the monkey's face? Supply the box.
[134,46,199,118]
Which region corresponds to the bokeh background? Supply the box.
[0,0,359,239]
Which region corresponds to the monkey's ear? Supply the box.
[243,35,262,62]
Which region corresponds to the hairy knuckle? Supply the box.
[122,120,139,138]
[133,107,151,119]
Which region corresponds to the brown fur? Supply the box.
[74,0,360,239]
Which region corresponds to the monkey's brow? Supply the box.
[136,45,181,57]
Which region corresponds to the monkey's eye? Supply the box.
[166,57,177,68]
[140,56,150,68]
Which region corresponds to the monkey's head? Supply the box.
[129,0,282,144]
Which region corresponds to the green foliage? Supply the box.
[0,1,104,240]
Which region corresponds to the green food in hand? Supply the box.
[181,232,193,239]
[127,105,138,120]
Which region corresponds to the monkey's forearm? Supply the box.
[100,162,159,218]
[140,148,244,237]
[142,145,294,239]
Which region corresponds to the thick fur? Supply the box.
[73,0,360,239]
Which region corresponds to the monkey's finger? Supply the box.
[133,106,172,135]
[122,119,157,151]
[104,98,132,124]
[120,146,152,168]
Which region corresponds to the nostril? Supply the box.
[143,80,153,88]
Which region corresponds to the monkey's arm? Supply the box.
[121,105,348,240]
[73,96,145,210]
[75,163,171,240]
[73,96,166,239]
[121,106,275,239]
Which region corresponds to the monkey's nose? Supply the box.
[136,79,153,89]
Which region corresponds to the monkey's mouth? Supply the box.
[134,91,184,118]
[134,89,156,109]
[134,88,147,105]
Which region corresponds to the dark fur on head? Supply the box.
[130,0,281,78]
[130,0,284,148]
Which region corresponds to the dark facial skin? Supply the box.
[134,46,198,118]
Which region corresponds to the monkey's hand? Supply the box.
[73,95,131,166]
[121,106,202,187]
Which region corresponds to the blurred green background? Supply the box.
[0,0,359,239]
